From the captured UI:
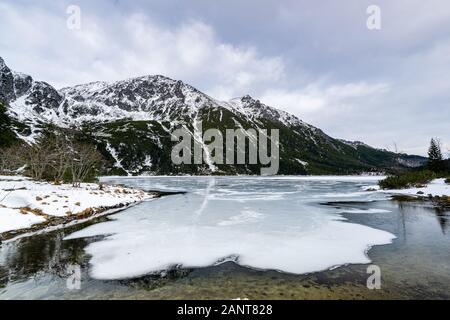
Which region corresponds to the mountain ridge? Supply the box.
[0,56,426,175]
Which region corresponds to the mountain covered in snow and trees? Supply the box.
[0,56,426,175]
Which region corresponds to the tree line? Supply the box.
[379,138,449,189]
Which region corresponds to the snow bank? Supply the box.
[382,178,450,197]
[0,208,46,233]
[0,176,151,235]
[0,175,30,181]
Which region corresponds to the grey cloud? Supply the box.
[0,0,449,156]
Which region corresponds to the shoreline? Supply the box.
[0,176,160,243]
[381,178,450,210]
[0,201,147,243]
[389,194,450,211]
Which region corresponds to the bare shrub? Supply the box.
[70,142,103,187]
[0,145,26,174]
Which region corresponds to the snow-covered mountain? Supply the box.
[0,56,426,175]
[3,58,303,129]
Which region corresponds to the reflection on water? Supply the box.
[0,176,449,299]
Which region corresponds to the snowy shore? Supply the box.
[0,175,154,240]
[382,178,450,198]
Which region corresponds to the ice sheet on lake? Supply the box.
[66,176,395,280]
[337,208,392,214]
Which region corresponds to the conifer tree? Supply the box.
[428,138,443,172]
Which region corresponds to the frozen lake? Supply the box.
[1,176,449,299]
[66,176,394,279]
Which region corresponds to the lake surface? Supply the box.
[1,176,449,299]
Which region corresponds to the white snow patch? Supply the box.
[143,155,153,167]
[0,176,151,234]
[106,143,130,175]
[383,178,450,197]
[0,175,29,181]
[0,208,46,233]
[295,159,309,166]
[362,185,380,191]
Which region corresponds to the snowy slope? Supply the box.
[0,56,426,175]
[1,55,312,130]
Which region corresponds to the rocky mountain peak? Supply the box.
[0,57,7,70]
[240,94,259,104]
[0,56,427,175]
[2,57,301,129]
[0,57,15,104]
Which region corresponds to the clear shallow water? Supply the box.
[0,176,449,299]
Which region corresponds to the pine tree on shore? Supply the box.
[428,138,443,172]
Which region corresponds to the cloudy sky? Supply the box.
[1,0,449,156]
